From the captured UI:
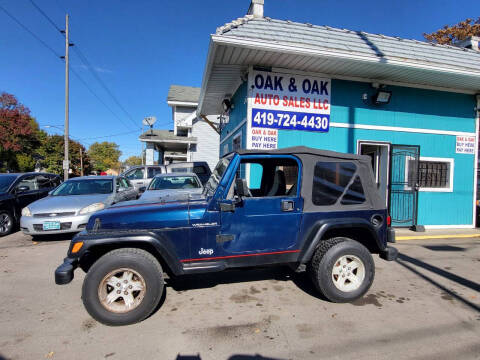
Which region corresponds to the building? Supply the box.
[196,0,480,228]
[139,85,220,170]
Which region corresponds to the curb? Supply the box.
[396,234,480,241]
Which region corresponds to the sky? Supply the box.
[0,0,479,160]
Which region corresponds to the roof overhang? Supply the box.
[167,101,199,107]
[198,35,480,115]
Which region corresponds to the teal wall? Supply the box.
[220,82,248,156]
[219,77,477,226]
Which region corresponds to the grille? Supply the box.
[33,212,76,218]
[33,222,72,231]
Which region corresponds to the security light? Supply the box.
[373,90,392,104]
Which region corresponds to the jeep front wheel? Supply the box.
[309,238,374,303]
[82,248,164,326]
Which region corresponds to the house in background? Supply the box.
[139,85,220,170]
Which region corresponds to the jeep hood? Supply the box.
[86,198,208,231]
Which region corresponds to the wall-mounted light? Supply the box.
[373,90,392,104]
[222,98,234,112]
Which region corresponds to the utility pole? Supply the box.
[80,147,84,176]
[61,14,73,181]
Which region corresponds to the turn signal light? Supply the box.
[387,216,391,227]
[71,242,84,254]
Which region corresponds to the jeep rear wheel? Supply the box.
[82,248,164,326]
[309,238,374,303]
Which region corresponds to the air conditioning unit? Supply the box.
[453,36,480,51]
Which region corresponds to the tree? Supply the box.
[38,135,91,176]
[88,141,121,172]
[124,155,143,167]
[0,92,45,172]
[424,17,480,45]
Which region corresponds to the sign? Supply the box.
[247,70,331,149]
[62,160,70,170]
[456,135,475,154]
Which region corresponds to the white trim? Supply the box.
[220,118,247,144]
[472,95,480,227]
[197,40,217,117]
[271,66,477,95]
[139,138,197,144]
[167,101,198,107]
[417,156,454,193]
[330,122,475,137]
[212,35,480,84]
[423,224,475,229]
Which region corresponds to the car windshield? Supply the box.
[51,179,113,196]
[203,157,231,197]
[148,176,201,190]
[0,175,17,192]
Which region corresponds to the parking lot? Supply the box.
[0,231,479,360]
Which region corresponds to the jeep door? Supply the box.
[218,156,303,264]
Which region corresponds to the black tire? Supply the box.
[309,237,375,303]
[82,248,164,326]
[0,211,14,237]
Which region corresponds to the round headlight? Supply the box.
[21,207,32,217]
[79,202,105,215]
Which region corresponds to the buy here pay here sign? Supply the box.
[247,70,331,150]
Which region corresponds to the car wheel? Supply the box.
[0,211,14,237]
[82,248,164,326]
[309,237,375,303]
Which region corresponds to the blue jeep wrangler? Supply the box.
[55,146,397,326]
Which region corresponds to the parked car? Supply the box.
[166,161,212,185]
[138,173,204,203]
[122,165,165,191]
[0,172,61,237]
[55,146,397,326]
[20,176,137,236]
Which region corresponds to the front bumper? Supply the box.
[20,213,91,235]
[55,257,78,285]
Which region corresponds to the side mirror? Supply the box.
[235,178,249,198]
[16,186,29,193]
[139,186,146,193]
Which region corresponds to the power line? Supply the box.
[28,0,62,33]
[0,4,61,58]
[77,129,140,141]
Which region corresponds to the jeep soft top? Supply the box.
[55,146,397,326]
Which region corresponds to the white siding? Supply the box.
[191,117,220,171]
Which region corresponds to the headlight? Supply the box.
[79,202,105,215]
[21,207,31,217]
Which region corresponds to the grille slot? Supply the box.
[33,212,76,218]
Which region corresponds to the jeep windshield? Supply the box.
[148,175,201,190]
[202,157,231,197]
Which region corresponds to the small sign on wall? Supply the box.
[455,135,476,154]
[248,128,278,150]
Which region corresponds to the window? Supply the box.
[49,175,61,187]
[148,167,163,178]
[16,175,37,191]
[126,168,144,180]
[36,175,52,189]
[233,133,242,152]
[312,162,365,206]
[415,157,453,192]
[193,165,206,175]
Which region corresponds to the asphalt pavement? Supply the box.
[0,231,479,360]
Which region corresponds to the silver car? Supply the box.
[20,176,138,235]
[122,165,166,191]
[139,173,203,202]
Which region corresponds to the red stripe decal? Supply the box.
[181,249,300,263]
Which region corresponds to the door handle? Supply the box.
[281,200,295,212]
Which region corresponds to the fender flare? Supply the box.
[298,218,382,264]
[75,231,184,276]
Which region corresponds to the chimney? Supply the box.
[247,0,264,18]
[453,36,480,51]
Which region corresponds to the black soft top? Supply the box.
[235,146,384,211]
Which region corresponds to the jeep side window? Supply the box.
[312,162,362,205]
[231,158,299,198]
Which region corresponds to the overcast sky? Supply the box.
[1,0,478,160]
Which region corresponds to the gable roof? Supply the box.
[167,85,201,104]
[198,15,480,115]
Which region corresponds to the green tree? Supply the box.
[124,155,143,167]
[88,141,121,172]
[424,17,480,45]
[38,135,91,176]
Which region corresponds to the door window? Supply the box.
[147,167,163,178]
[126,168,144,180]
[36,175,52,189]
[16,175,38,191]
